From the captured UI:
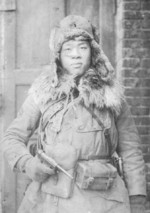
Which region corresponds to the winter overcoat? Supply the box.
[1,67,146,213]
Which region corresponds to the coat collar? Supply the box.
[29,67,124,116]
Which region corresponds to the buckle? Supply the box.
[86,177,95,186]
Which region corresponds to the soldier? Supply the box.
[1,15,146,213]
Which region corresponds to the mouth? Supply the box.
[71,63,82,68]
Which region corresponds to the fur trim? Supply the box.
[29,67,124,116]
[77,69,124,115]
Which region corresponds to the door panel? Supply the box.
[1,0,116,212]
[16,0,55,68]
[67,0,99,28]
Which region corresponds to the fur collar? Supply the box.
[29,67,124,116]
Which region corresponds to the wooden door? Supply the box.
[1,0,116,212]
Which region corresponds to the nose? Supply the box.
[70,47,81,58]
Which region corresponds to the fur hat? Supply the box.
[49,15,115,86]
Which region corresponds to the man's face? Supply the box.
[60,39,91,78]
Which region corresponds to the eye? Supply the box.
[64,48,71,51]
[62,47,72,55]
[80,45,88,50]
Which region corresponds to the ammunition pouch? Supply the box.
[76,160,117,191]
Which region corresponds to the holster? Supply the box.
[41,168,76,199]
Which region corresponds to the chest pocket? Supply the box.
[76,119,103,133]
[76,108,111,133]
[69,106,112,160]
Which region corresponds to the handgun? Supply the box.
[37,149,73,179]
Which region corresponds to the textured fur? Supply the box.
[29,66,124,116]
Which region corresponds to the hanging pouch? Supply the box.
[41,168,75,199]
[76,160,117,191]
[41,143,79,199]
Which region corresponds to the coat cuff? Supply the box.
[129,195,146,205]
[14,154,33,173]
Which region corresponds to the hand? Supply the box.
[25,156,55,182]
[45,143,79,170]
[130,195,146,213]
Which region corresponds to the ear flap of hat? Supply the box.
[50,62,59,87]
[49,28,62,87]
[49,28,57,53]
[49,27,65,60]
[100,49,114,77]
[92,24,100,44]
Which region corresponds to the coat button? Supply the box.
[78,125,85,130]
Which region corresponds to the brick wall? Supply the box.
[121,0,150,211]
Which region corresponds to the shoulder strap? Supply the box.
[42,97,65,130]
[83,105,105,129]
[37,98,65,151]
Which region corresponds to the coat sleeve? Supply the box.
[1,94,41,171]
[116,101,146,196]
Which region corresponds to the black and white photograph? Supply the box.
[0,0,150,212]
